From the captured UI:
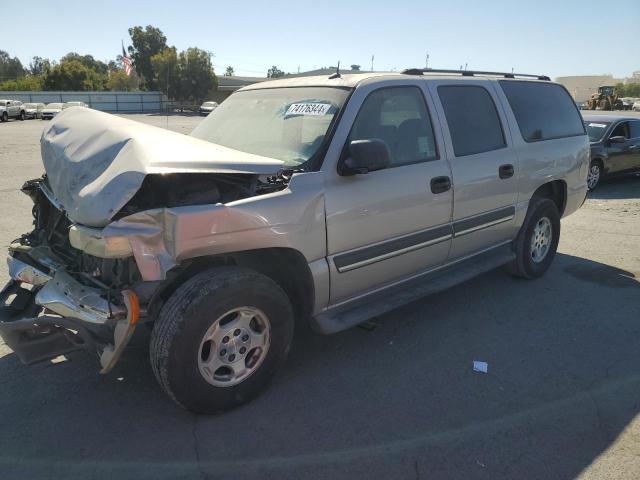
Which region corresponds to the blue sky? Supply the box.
[4,0,639,79]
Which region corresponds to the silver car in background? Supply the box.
[24,103,45,119]
[41,103,64,120]
[62,101,89,110]
[199,101,218,115]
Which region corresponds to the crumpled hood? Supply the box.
[40,108,284,227]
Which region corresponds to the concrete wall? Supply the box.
[0,91,167,112]
[555,75,625,103]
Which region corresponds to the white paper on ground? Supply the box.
[473,360,488,373]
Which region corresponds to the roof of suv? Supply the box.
[240,72,553,91]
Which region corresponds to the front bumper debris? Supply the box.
[0,252,138,371]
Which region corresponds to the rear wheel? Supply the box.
[1,112,7,122]
[507,198,560,279]
[587,160,602,191]
[150,267,294,413]
[19,111,25,121]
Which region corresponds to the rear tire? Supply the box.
[1,112,7,122]
[587,160,602,191]
[19,111,25,121]
[507,198,560,279]
[150,267,294,413]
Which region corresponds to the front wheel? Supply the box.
[1,112,7,122]
[587,160,602,191]
[19,111,25,121]
[507,198,560,279]
[150,267,294,413]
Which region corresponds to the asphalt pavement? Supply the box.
[0,113,639,480]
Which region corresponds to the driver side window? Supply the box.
[348,86,438,168]
[611,122,630,139]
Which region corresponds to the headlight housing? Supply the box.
[69,225,133,258]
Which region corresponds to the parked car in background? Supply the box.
[62,101,88,110]
[24,103,45,119]
[620,98,635,111]
[41,103,64,120]
[583,115,640,190]
[199,101,218,115]
[632,100,640,112]
[0,70,589,413]
[0,99,26,122]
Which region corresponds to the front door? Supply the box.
[428,80,518,259]
[324,83,453,304]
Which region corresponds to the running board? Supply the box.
[313,244,515,334]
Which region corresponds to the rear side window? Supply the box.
[630,121,640,138]
[499,81,585,142]
[437,85,506,157]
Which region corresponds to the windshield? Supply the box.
[63,102,82,109]
[0,101,6,107]
[191,87,351,168]
[584,121,610,142]
[46,103,63,109]
[24,103,36,108]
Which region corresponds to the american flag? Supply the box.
[121,42,132,77]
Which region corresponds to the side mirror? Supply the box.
[341,139,391,175]
[609,136,627,144]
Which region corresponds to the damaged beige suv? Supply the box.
[0,69,589,413]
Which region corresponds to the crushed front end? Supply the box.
[0,177,141,372]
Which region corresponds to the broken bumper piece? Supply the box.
[0,254,137,372]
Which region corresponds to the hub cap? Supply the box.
[197,307,271,387]
[531,217,552,263]
[587,164,600,189]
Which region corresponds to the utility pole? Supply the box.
[464,62,468,71]
[371,55,374,72]
[425,53,429,69]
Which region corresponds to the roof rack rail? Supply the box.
[401,68,550,81]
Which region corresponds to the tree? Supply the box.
[43,60,101,91]
[150,47,179,97]
[176,48,217,101]
[60,52,109,75]
[0,75,44,91]
[128,25,168,90]
[225,66,235,76]
[29,56,51,76]
[267,65,285,78]
[350,64,361,71]
[107,70,139,91]
[0,50,25,82]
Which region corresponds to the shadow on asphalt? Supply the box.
[0,253,639,479]
[587,174,640,200]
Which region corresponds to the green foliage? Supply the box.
[107,70,139,91]
[43,60,104,91]
[615,82,640,97]
[29,56,50,76]
[225,66,235,76]
[150,47,179,96]
[128,25,168,90]
[267,65,285,78]
[0,75,44,91]
[176,48,217,101]
[0,50,26,83]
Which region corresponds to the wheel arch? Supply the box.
[531,179,567,216]
[149,247,315,322]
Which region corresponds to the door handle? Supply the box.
[430,176,451,194]
[499,164,514,179]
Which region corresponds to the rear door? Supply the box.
[324,82,453,304]
[428,80,518,259]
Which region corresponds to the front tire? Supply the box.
[1,112,7,122]
[150,267,294,413]
[508,198,560,279]
[19,111,25,121]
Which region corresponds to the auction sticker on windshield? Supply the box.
[285,103,332,116]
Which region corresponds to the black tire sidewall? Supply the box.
[154,268,294,413]
[518,199,561,278]
[588,160,602,191]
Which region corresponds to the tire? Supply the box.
[19,111,25,121]
[1,112,7,122]
[507,197,560,279]
[587,160,602,191]
[150,267,294,413]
